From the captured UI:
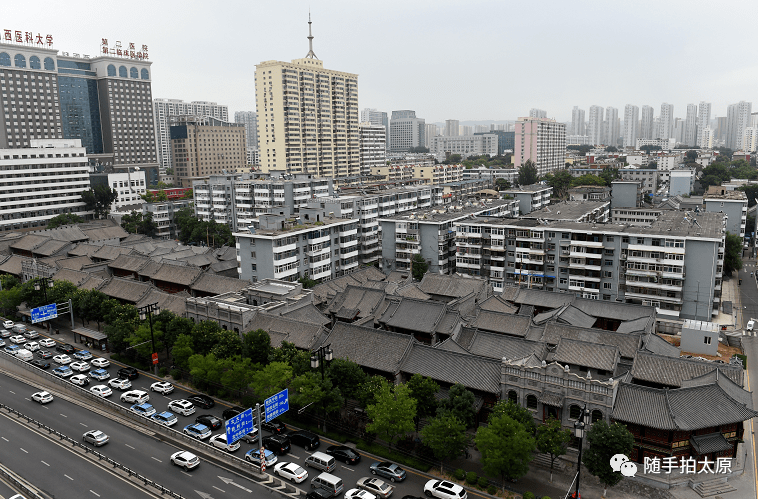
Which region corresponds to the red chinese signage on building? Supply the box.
[100,38,148,60]
[3,30,53,47]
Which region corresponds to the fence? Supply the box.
[0,461,45,499]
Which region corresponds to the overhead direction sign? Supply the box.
[225,408,254,444]
[264,389,289,422]
[31,303,57,324]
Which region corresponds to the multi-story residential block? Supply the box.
[514,117,566,176]
[654,153,684,171]
[256,20,359,179]
[529,109,547,119]
[170,116,246,187]
[526,200,610,224]
[669,169,695,197]
[0,139,91,232]
[501,184,553,215]
[697,102,712,147]
[389,110,425,153]
[659,103,674,140]
[370,164,415,182]
[605,106,619,147]
[459,125,473,136]
[568,186,610,202]
[473,130,514,155]
[588,105,604,145]
[424,124,439,149]
[431,135,498,161]
[144,199,190,239]
[361,108,389,148]
[412,163,464,184]
[359,122,386,176]
[623,105,639,148]
[703,187,747,239]
[444,119,460,137]
[635,138,676,151]
[461,167,518,184]
[571,106,586,136]
[619,167,658,194]
[611,207,663,226]
[566,135,590,145]
[684,104,697,146]
[726,101,752,151]
[640,105,655,140]
[742,127,758,152]
[89,169,146,210]
[234,110,258,165]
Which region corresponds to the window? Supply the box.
[0,52,9,67]
[603,282,612,289]
[606,236,614,242]
[14,54,26,68]
[141,68,149,80]
[107,64,116,76]
[604,260,613,266]
[118,65,127,78]
[526,395,538,410]
[603,294,611,300]
[44,57,55,71]
[569,404,582,420]
[130,67,139,79]
[29,56,41,69]
[603,271,612,278]
[591,410,603,423]
[704,336,712,345]
[508,391,517,403]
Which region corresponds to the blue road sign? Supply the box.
[31,303,57,324]
[264,389,289,422]
[225,408,254,444]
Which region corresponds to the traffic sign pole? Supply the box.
[256,403,264,472]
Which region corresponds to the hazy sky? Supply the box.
[4,1,757,123]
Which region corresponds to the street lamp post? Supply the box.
[137,302,161,376]
[572,405,590,499]
[310,344,333,430]
[33,277,54,303]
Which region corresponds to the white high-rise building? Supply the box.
[234,111,258,165]
[359,123,386,175]
[742,127,758,153]
[424,124,439,149]
[697,102,712,148]
[684,104,697,147]
[673,118,685,144]
[623,105,639,148]
[474,125,490,134]
[700,128,714,149]
[389,110,425,152]
[361,108,389,148]
[659,103,674,140]
[726,101,753,151]
[588,105,604,145]
[153,99,229,172]
[571,106,586,136]
[605,107,619,147]
[640,105,655,140]
[444,120,460,137]
[529,108,547,119]
[459,125,473,136]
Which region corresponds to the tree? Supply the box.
[366,383,417,448]
[543,170,573,198]
[444,154,462,164]
[250,361,293,402]
[437,383,476,428]
[747,214,756,238]
[126,322,165,361]
[327,358,368,401]
[191,320,224,355]
[535,417,572,482]
[411,254,428,280]
[121,211,158,237]
[220,356,255,392]
[639,145,662,152]
[46,213,82,229]
[421,414,469,471]
[163,315,193,358]
[171,334,195,371]
[567,144,593,155]
[700,163,732,190]
[490,399,535,435]
[268,341,311,376]
[406,373,439,430]
[188,353,225,392]
[571,174,606,187]
[731,163,757,180]
[298,276,317,289]
[357,375,390,408]
[724,232,743,275]
[165,168,174,175]
[495,178,511,191]
[81,185,118,219]
[290,371,343,418]
[209,329,243,359]
[582,420,634,497]
[647,161,658,169]
[599,168,620,186]
[605,146,618,153]
[685,150,699,163]
[518,160,539,186]
[182,188,194,199]
[243,329,271,365]
[476,414,535,490]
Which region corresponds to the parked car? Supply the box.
[152,411,178,427]
[424,480,467,499]
[120,390,149,404]
[89,369,110,381]
[52,365,73,378]
[108,378,132,391]
[0,329,10,338]
[24,341,39,352]
[3,320,14,329]
[130,403,156,418]
[10,335,26,344]
[52,354,71,365]
[70,361,90,373]
[23,329,39,339]
[36,350,53,359]
[289,430,320,450]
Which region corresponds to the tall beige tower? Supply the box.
[255,16,359,181]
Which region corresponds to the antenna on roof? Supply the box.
[305,11,318,59]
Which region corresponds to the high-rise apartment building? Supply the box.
[359,122,386,175]
[256,18,359,180]
[640,106,655,140]
[742,127,758,153]
[389,110,425,153]
[361,108,388,147]
[684,104,697,147]
[588,105,604,145]
[605,107,619,147]
[424,124,439,149]
[697,102,712,147]
[444,119,460,137]
[459,125,473,136]
[529,109,547,119]
[571,106,586,136]
[623,105,639,148]
[514,117,566,176]
[726,101,752,151]
[659,103,674,140]
[234,110,258,152]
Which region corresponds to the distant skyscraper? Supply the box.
[742,127,758,153]
[673,118,685,144]
[697,102,712,148]
[640,106,655,140]
[726,101,752,150]
[571,106,586,136]
[361,108,389,148]
[459,125,473,136]
[588,105,604,145]
[684,104,697,146]
[424,124,439,149]
[234,111,258,149]
[474,125,489,134]
[529,108,547,119]
[659,103,674,140]
[623,105,639,148]
[605,107,619,147]
[445,120,460,137]
[514,117,566,176]
[389,110,425,152]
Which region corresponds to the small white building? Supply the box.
[679,319,719,356]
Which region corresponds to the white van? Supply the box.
[305,451,336,473]
[16,348,32,361]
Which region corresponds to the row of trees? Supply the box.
[174,207,234,247]
[540,168,620,199]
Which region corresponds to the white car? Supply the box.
[150,381,174,395]
[73,350,92,360]
[38,338,56,348]
[70,374,90,387]
[170,451,200,471]
[274,462,308,483]
[53,354,71,365]
[70,361,90,373]
[108,378,131,391]
[3,320,14,329]
[23,330,39,339]
[82,430,109,447]
[10,335,26,344]
[346,490,377,499]
[24,341,40,352]
[748,320,755,331]
[424,480,467,499]
[91,357,110,368]
[168,399,195,416]
[31,391,53,404]
[209,433,240,452]
[120,390,149,404]
[90,385,113,398]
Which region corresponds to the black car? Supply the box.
[195,414,223,431]
[306,490,332,499]
[262,419,286,434]
[29,359,50,369]
[263,434,291,455]
[187,394,215,409]
[37,350,53,359]
[117,367,139,380]
[222,406,245,420]
[325,445,360,464]
[288,430,319,450]
[56,343,75,354]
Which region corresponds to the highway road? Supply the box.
[0,470,29,499]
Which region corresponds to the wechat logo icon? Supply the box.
[610,454,637,477]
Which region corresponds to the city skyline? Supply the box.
[1,1,756,123]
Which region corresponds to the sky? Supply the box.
[4,0,758,123]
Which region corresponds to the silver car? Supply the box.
[83,430,109,447]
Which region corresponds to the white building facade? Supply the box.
[359,122,387,175]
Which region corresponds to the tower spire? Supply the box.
[305,12,318,59]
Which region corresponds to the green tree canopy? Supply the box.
[476,414,535,489]
[209,329,243,359]
[421,414,469,470]
[357,375,390,408]
[685,150,698,162]
[543,170,573,198]
[171,334,195,371]
[536,417,572,482]
[582,420,634,497]
[298,276,317,289]
[571,174,606,187]
[599,168,620,186]
[411,254,428,280]
[495,178,511,191]
[366,383,417,448]
[190,320,225,355]
[250,361,293,402]
[81,185,118,219]
[46,213,83,229]
[567,144,593,154]
[518,160,539,186]
[437,383,476,428]
[724,232,743,275]
[443,154,462,164]
[327,358,368,401]
[243,329,271,365]
[639,145,662,152]
[406,373,439,425]
[290,371,343,417]
[121,211,158,237]
[490,399,536,435]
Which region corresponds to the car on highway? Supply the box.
[222,405,245,420]
[108,378,132,391]
[23,330,39,340]
[4,345,20,355]
[357,477,394,499]
[748,320,755,331]
[209,433,240,452]
[38,338,56,348]
[11,324,26,334]
[73,350,92,360]
[238,426,260,444]
[70,361,90,373]
[37,350,53,359]
[151,411,178,427]
[0,338,4,347]
[90,385,112,398]
[90,357,110,368]
[29,359,50,369]
[31,391,53,404]
[423,480,467,499]
[346,490,376,499]
[263,434,291,455]
[120,390,149,404]
[53,354,71,365]
[89,368,110,381]
[55,344,75,354]
[274,462,308,483]
[245,448,277,468]
[195,414,223,431]
[3,320,13,329]
[369,462,406,483]
[10,335,26,344]
[130,403,156,418]
[0,329,10,338]
[170,451,200,471]
[186,394,214,409]
[52,365,73,378]
[70,374,90,387]
[326,445,361,464]
[168,399,195,416]
[117,366,139,380]
[24,341,39,352]
[183,423,211,440]
[262,419,286,434]
[82,430,109,447]
[289,430,320,450]
[150,381,174,394]
[306,490,334,499]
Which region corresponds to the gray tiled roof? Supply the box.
[394,284,431,300]
[312,267,385,305]
[327,285,386,319]
[513,288,573,309]
[52,268,93,286]
[10,234,50,252]
[611,383,677,429]
[572,298,655,323]
[478,295,518,314]
[81,225,129,242]
[32,239,70,256]
[97,277,152,303]
[557,306,597,328]
[318,322,413,374]
[435,311,461,336]
[138,260,162,279]
[499,286,521,302]
[33,225,88,242]
[631,351,744,388]
[518,304,535,317]
[532,307,563,325]
[380,298,446,334]
[246,312,324,350]
[151,263,203,286]
[210,259,239,274]
[456,326,477,349]
[67,243,101,258]
[400,342,501,394]
[41,255,94,271]
[467,330,545,361]
[108,254,151,272]
[540,323,642,360]
[641,334,680,358]
[616,316,654,334]
[471,311,531,337]
[690,433,733,455]
[679,368,753,407]
[539,392,563,407]
[435,338,470,354]
[0,254,23,276]
[191,273,249,296]
[553,338,619,372]
[91,245,134,261]
[418,274,485,299]
[281,304,330,326]
[137,289,187,316]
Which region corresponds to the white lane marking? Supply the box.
[289,454,300,459]
[41,405,48,409]
[342,465,354,472]
[24,398,30,401]
[9,391,14,394]
[213,486,225,493]
[1,437,7,442]
[60,414,67,418]
[79,423,88,427]
[20,448,27,453]
[41,460,50,466]
[125,444,135,449]
[151,457,162,463]
[64,474,74,480]
[90,491,100,497]
[181,471,193,477]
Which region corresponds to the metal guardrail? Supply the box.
[0,461,45,499]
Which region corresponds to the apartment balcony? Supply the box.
[569,250,603,259]
[273,254,299,266]
[306,246,330,257]
[570,239,604,248]
[568,260,601,271]
[516,235,543,243]
[624,280,683,292]
[624,290,683,304]
[456,261,480,269]
[312,267,332,281]
[568,284,600,293]
[274,266,299,279]
[516,256,544,265]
